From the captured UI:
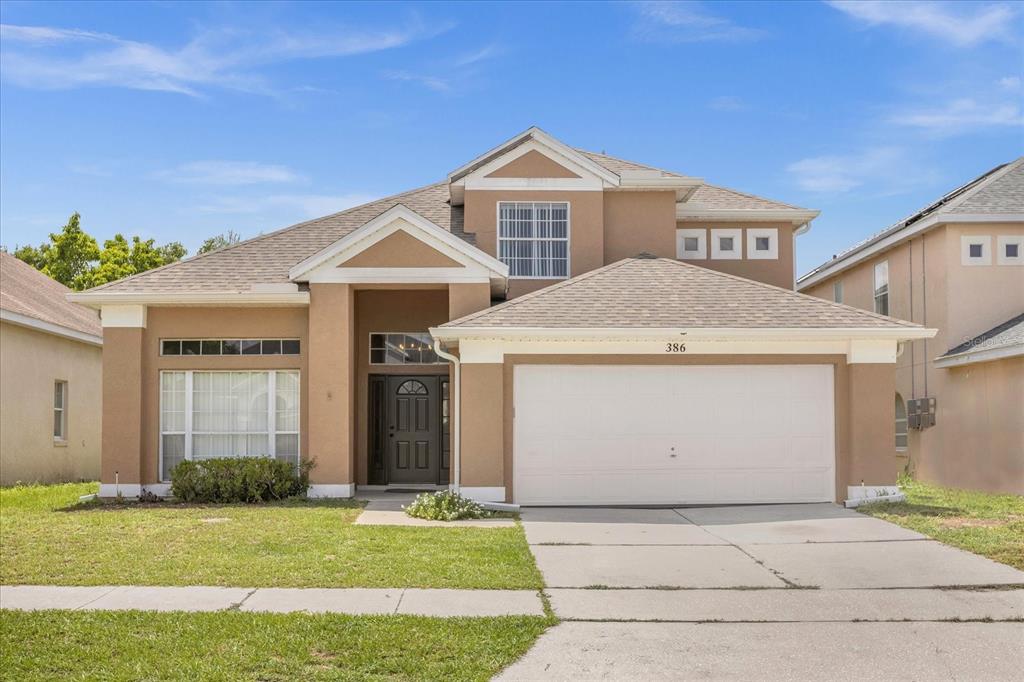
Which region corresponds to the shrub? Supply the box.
[170,457,313,503]
[404,490,493,521]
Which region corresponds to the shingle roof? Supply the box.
[443,256,919,330]
[800,157,1024,284]
[940,313,1024,358]
[0,252,102,337]
[88,182,465,294]
[576,149,685,178]
[686,184,802,211]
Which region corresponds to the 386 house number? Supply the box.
[665,342,687,353]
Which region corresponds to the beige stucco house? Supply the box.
[70,128,933,505]
[1,252,103,485]
[799,158,1024,495]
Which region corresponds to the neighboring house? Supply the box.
[799,158,1024,495]
[1,252,103,485]
[70,127,932,505]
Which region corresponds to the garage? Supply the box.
[513,364,836,506]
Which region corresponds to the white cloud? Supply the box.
[889,98,1023,134]
[157,161,304,186]
[197,193,378,218]
[787,147,928,194]
[630,1,765,43]
[0,19,452,96]
[998,75,1021,91]
[382,70,451,93]
[708,95,745,111]
[827,1,1019,47]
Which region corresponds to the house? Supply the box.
[799,158,1024,495]
[69,127,933,505]
[1,252,103,485]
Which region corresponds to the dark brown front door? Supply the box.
[386,376,440,484]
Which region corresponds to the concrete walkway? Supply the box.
[0,585,544,617]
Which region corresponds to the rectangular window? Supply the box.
[873,261,889,316]
[997,236,1023,265]
[969,243,982,258]
[161,339,300,356]
[159,370,300,481]
[719,236,735,251]
[676,229,706,260]
[710,228,742,260]
[755,237,770,251]
[53,381,67,440]
[498,202,569,278]
[833,280,843,304]
[369,333,443,365]
[746,228,779,260]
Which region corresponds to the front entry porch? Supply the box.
[368,374,451,486]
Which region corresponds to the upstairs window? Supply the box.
[746,228,779,260]
[676,229,706,260]
[960,236,991,266]
[997,236,1023,266]
[833,280,844,304]
[873,261,889,316]
[710,229,742,260]
[498,202,569,279]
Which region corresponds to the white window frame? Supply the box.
[960,235,991,266]
[497,201,571,280]
[895,393,908,451]
[746,228,779,260]
[676,228,707,260]
[873,261,889,316]
[368,332,445,365]
[996,235,1023,266]
[53,380,67,441]
[710,228,742,260]
[833,280,844,304]
[159,370,301,482]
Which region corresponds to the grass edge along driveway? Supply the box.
[859,479,1024,570]
[0,609,555,681]
[0,483,543,590]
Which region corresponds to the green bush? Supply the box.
[404,490,492,521]
[170,457,313,503]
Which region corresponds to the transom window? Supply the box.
[53,381,67,440]
[160,370,300,481]
[873,261,889,316]
[370,333,442,365]
[498,202,569,279]
[162,339,300,356]
[397,380,428,395]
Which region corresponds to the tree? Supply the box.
[13,212,189,290]
[198,229,241,255]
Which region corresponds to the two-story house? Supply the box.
[799,158,1023,495]
[71,127,932,506]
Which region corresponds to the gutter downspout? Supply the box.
[432,338,460,494]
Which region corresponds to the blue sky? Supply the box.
[1,0,1021,275]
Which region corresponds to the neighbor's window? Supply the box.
[833,280,844,304]
[159,370,300,481]
[873,261,889,316]
[369,333,442,365]
[498,202,569,278]
[53,381,67,440]
[895,393,908,451]
[161,339,300,356]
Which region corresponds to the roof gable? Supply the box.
[0,252,102,341]
[337,229,462,268]
[485,149,582,179]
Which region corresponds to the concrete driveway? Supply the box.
[500,504,1024,681]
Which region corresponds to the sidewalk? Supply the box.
[0,585,545,617]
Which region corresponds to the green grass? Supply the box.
[0,483,543,589]
[0,609,553,681]
[859,479,1024,570]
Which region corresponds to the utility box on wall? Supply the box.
[907,397,936,429]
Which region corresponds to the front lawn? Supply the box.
[859,479,1024,570]
[0,610,552,681]
[0,483,542,589]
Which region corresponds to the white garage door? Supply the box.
[513,364,835,506]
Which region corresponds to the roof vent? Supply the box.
[635,252,658,259]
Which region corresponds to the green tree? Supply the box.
[197,229,241,255]
[79,235,186,289]
[158,241,188,263]
[37,213,101,288]
[12,243,47,270]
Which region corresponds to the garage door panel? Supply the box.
[514,364,836,506]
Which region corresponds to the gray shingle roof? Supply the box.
[576,149,685,178]
[686,184,802,211]
[87,183,465,294]
[949,159,1024,214]
[940,313,1024,358]
[443,256,919,330]
[0,252,102,337]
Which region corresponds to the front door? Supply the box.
[386,376,440,485]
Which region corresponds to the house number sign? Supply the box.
[664,334,688,353]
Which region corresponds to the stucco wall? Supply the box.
[675,223,796,289]
[603,191,678,262]
[1,322,102,484]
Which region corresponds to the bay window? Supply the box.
[160,370,300,481]
[498,202,569,278]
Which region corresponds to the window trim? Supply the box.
[158,370,301,483]
[960,235,992,266]
[746,228,779,260]
[53,380,67,442]
[996,235,1023,266]
[895,393,908,452]
[833,280,844,304]
[496,201,571,280]
[676,228,707,260]
[710,228,743,260]
[873,261,889,316]
[368,332,445,366]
